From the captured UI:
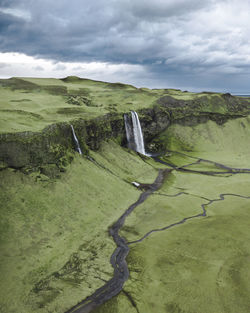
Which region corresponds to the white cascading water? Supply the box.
[131,111,145,155]
[70,125,83,155]
[124,111,146,155]
[124,113,133,150]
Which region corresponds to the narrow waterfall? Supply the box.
[70,125,82,155]
[124,113,133,150]
[124,111,146,155]
[131,111,145,155]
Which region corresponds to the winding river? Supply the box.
[66,154,250,313]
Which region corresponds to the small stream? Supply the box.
[66,169,170,313]
[66,153,250,313]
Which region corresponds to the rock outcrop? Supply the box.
[0,93,249,169]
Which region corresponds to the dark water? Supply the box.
[232,94,250,97]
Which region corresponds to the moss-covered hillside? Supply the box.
[0,76,249,134]
[0,77,249,170]
[0,77,250,313]
[0,76,158,133]
[94,117,250,313]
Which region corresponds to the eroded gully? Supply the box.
[66,155,250,313]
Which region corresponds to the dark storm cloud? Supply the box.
[0,0,16,7]
[0,0,250,91]
[0,11,22,29]
[0,0,219,63]
[122,0,215,19]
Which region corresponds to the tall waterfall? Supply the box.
[124,111,146,155]
[124,114,133,150]
[70,125,82,155]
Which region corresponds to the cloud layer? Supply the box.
[0,0,250,92]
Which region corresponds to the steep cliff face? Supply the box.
[0,77,249,170]
[0,102,249,170]
[0,114,125,169]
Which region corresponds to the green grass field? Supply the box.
[0,139,162,313]
[0,77,249,313]
[2,76,247,134]
[0,77,162,133]
[94,117,250,313]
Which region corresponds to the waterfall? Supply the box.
[70,125,82,155]
[124,113,133,150]
[124,111,146,155]
[131,111,145,155]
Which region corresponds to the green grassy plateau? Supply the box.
[0,77,249,313]
[0,76,249,134]
[0,76,162,133]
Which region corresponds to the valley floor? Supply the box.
[0,117,250,313]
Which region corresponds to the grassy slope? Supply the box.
[0,77,160,133]
[154,116,250,168]
[1,77,250,313]
[0,77,240,134]
[0,141,157,313]
[94,117,250,313]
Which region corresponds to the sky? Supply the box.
[0,0,250,92]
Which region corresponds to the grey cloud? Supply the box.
[0,0,17,7]
[53,64,66,71]
[0,62,9,68]
[0,0,250,92]
[121,0,215,20]
[0,11,24,29]
[0,0,219,63]
[33,65,44,71]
